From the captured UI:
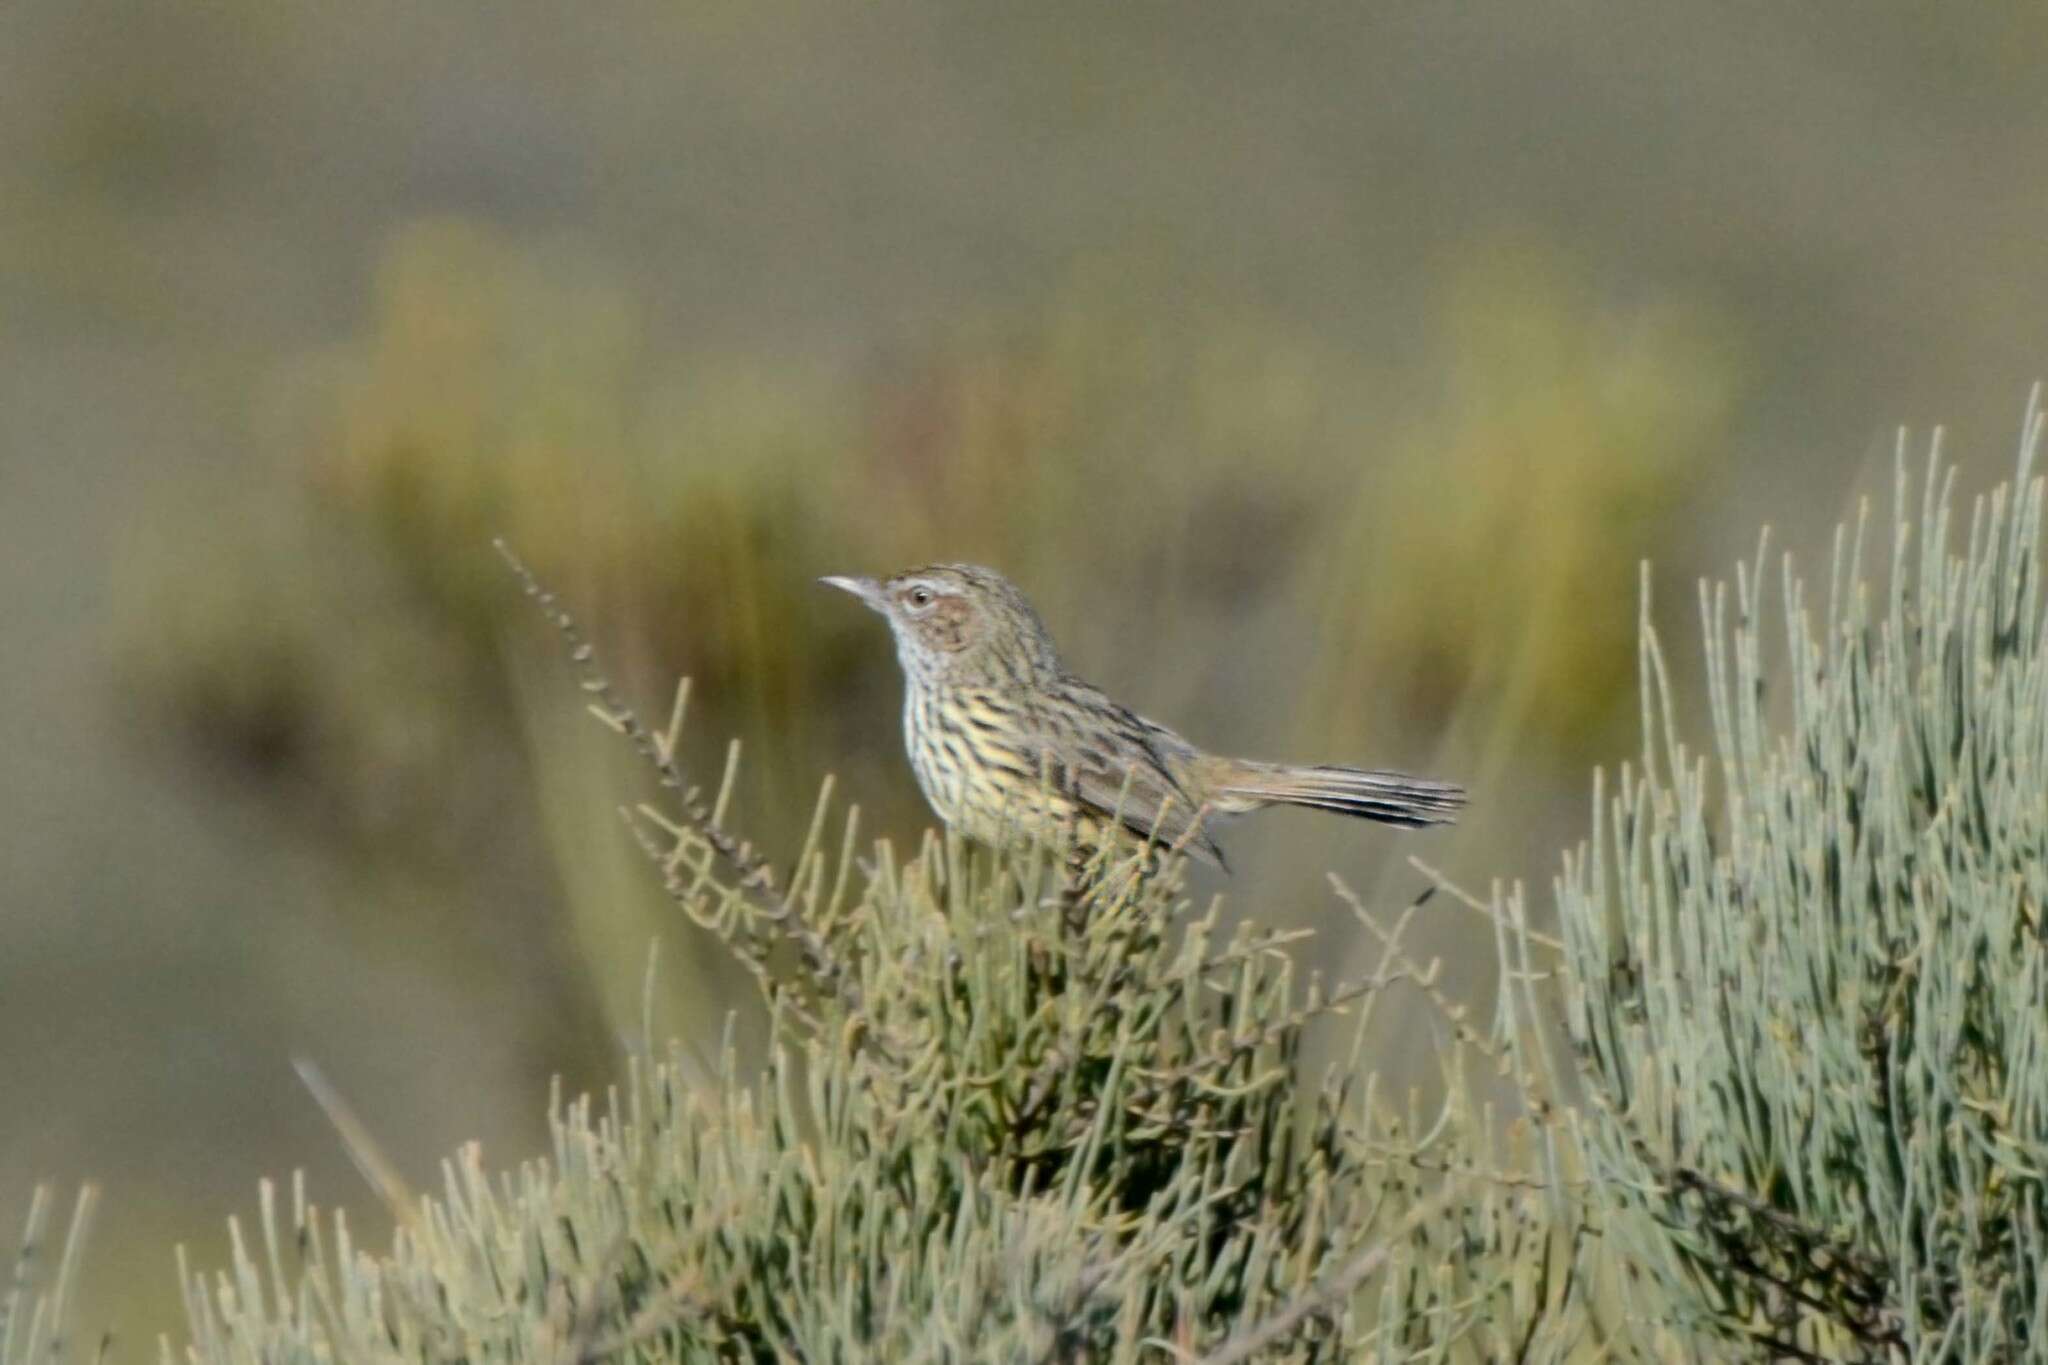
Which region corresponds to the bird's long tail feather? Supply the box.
[1216,762,1465,828]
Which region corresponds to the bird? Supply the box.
[822,564,1462,870]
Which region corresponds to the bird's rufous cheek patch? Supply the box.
[923,598,975,652]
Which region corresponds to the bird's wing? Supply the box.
[1041,680,1228,870]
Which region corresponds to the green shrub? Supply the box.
[164,551,1596,1362]
[78,394,2048,1361]
[1555,403,2048,1359]
[4,1191,96,1365]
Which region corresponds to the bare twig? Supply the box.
[494,538,857,1002]
[293,1057,419,1230]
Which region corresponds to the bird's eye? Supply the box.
[907,587,934,608]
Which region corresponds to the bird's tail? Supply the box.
[1213,760,1465,829]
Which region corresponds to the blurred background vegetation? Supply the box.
[4,0,2046,1348]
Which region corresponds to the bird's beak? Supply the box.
[819,574,886,612]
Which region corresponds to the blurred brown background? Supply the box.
[4,0,2045,1347]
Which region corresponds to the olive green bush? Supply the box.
[1554,404,2048,1360]
[161,550,1598,1363]
[35,398,2047,1361]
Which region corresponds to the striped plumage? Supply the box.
[823,564,1463,869]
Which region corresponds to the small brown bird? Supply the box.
[823,564,1462,869]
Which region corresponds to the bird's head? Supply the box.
[821,563,1059,689]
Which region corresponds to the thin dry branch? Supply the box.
[494,538,857,1001]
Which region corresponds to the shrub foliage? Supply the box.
[164,551,1590,1363]
[1558,408,2048,1360]
[22,401,2046,1361]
